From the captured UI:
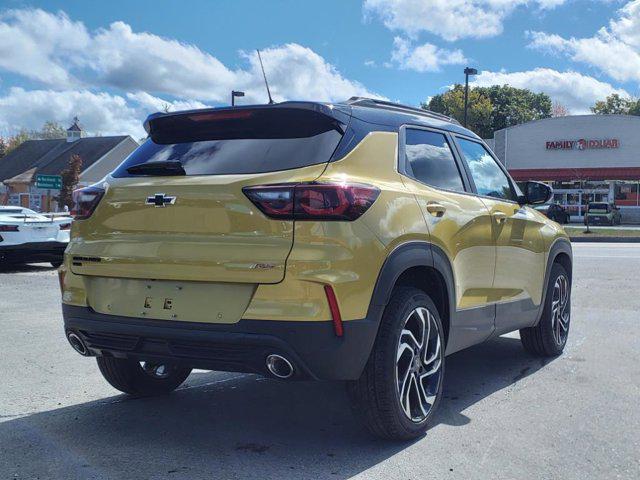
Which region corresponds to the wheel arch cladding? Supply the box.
[535,238,573,325]
[368,242,455,348]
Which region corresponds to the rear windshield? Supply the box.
[113,107,344,177]
[589,203,610,212]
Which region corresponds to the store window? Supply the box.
[615,181,640,206]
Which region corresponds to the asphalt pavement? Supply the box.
[1,244,639,479]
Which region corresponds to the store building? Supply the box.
[485,114,640,223]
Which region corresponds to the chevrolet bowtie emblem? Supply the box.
[146,193,176,207]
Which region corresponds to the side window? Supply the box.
[456,138,515,201]
[404,129,465,192]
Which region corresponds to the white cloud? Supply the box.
[472,68,630,113]
[0,88,144,137]
[363,0,568,41]
[0,9,383,136]
[528,0,640,83]
[391,37,467,72]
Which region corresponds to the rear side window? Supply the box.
[404,129,465,192]
[456,138,515,201]
[113,108,344,177]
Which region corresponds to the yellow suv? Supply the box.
[60,98,572,440]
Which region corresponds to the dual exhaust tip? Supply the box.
[67,331,295,379]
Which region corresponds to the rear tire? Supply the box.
[347,287,445,440]
[520,263,571,357]
[50,260,63,268]
[96,357,192,396]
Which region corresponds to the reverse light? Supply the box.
[72,186,105,220]
[243,183,380,221]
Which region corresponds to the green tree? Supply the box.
[5,129,30,154]
[58,154,83,210]
[425,84,552,138]
[34,121,67,139]
[0,138,6,159]
[591,94,634,115]
[422,84,493,138]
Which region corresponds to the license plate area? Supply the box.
[85,277,256,324]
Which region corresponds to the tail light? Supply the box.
[59,223,72,230]
[0,225,19,232]
[243,183,380,221]
[72,186,105,220]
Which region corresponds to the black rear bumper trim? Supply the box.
[62,304,382,381]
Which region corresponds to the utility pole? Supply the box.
[463,67,478,128]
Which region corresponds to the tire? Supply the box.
[50,260,63,268]
[520,263,571,357]
[347,287,445,440]
[96,357,192,396]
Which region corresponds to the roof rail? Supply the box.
[344,97,459,125]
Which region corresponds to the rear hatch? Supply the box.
[67,104,349,321]
[1,211,58,244]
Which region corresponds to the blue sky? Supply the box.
[0,0,638,137]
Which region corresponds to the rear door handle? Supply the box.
[426,202,446,217]
[492,211,508,224]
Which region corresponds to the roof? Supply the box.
[0,136,129,183]
[144,98,479,140]
[493,113,640,134]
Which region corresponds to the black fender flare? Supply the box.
[534,237,573,325]
[366,241,456,337]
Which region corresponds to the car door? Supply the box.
[398,126,496,352]
[453,136,547,334]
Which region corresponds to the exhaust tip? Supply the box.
[67,331,89,356]
[265,354,294,379]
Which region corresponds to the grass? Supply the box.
[565,226,640,238]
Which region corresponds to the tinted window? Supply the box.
[404,129,465,192]
[456,138,515,200]
[113,132,342,177]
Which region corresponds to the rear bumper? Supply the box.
[0,241,67,263]
[62,304,382,381]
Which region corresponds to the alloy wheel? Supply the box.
[395,307,443,423]
[140,361,172,379]
[551,275,570,346]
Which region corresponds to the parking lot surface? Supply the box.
[1,243,639,480]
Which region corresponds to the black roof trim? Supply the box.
[344,97,459,125]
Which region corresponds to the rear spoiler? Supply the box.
[144,102,352,144]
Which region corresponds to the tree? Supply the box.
[0,138,6,159]
[426,84,552,138]
[423,84,493,138]
[552,102,570,117]
[58,154,83,211]
[34,121,67,139]
[591,93,640,115]
[5,129,30,154]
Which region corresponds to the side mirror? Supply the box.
[519,181,553,205]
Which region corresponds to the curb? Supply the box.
[570,236,640,243]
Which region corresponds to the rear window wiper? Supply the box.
[126,161,186,176]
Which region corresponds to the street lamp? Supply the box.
[231,90,245,107]
[463,67,478,128]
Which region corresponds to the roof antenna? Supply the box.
[256,49,274,104]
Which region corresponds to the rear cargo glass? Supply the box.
[113,107,344,177]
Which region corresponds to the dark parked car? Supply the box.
[535,203,569,224]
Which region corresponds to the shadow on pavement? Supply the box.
[0,336,552,479]
[0,262,57,274]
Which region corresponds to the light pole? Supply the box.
[231,90,245,107]
[463,67,478,128]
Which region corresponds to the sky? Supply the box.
[0,0,638,138]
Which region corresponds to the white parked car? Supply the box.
[0,206,72,267]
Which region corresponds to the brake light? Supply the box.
[72,186,105,220]
[59,223,72,230]
[243,183,379,221]
[0,225,19,232]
